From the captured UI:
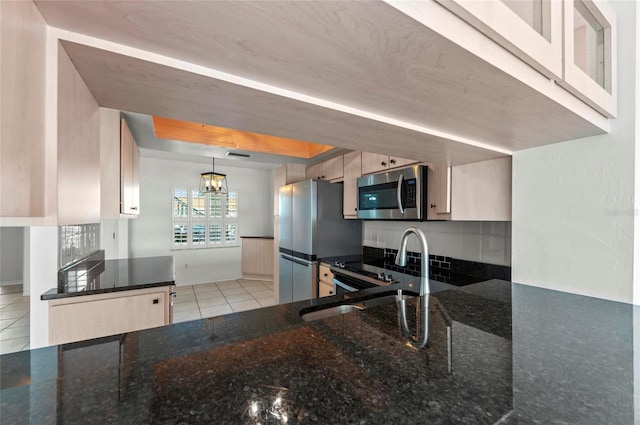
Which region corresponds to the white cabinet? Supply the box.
[427,164,452,220]
[48,286,172,345]
[435,0,563,79]
[120,118,140,216]
[305,155,344,181]
[241,237,274,279]
[450,157,512,221]
[342,151,361,219]
[318,263,335,298]
[558,0,616,117]
[435,0,616,118]
[361,152,416,175]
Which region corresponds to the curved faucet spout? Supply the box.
[395,227,430,296]
[395,227,430,348]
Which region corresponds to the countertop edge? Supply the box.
[41,280,175,301]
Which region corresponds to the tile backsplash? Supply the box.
[58,223,100,269]
[363,221,511,267]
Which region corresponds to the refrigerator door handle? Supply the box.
[280,254,310,267]
[397,173,405,214]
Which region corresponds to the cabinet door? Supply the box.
[120,119,140,215]
[342,151,361,218]
[388,157,417,169]
[451,157,511,221]
[427,164,452,220]
[305,162,324,180]
[558,0,616,117]
[318,264,334,285]
[435,0,563,79]
[322,155,344,181]
[361,152,389,175]
[49,291,167,345]
[319,281,335,298]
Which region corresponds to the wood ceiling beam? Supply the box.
[152,116,334,159]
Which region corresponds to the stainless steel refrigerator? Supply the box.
[278,179,361,303]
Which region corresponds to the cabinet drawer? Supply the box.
[50,291,167,345]
[319,281,336,298]
[319,264,334,285]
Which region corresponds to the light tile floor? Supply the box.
[0,284,30,355]
[173,279,276,323]
[0,279,276,354]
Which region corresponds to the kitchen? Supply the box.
[0,0,638,424]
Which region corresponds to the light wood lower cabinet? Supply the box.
[318,263,335,297]
[241,237,275,279]
[49,286,173,345]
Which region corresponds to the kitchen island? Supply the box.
[1,279,634,424]
[41,252,175,345]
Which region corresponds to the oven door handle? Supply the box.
[333,277,359,292]
[397,173,405,214]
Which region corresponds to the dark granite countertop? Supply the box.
[4,280,634,424]
[41,255,175,300]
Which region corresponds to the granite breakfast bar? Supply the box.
[0,279,635,424]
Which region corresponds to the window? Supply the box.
[172,188,239,249]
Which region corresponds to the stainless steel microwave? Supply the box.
[356,165,427,220]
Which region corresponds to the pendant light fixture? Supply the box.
[199,156,228,194]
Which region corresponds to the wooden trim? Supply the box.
[153,116,334,159]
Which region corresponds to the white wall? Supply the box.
[512,0,637,303]
[363,221,511,266]
[129,156,273,286]
[0,227,24,284]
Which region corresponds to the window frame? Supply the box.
[171,188,240,250]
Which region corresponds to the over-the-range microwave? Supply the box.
[356,165,428,220]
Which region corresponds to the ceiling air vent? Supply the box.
[225,151,251,159]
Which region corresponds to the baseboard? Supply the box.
[0,280,23,287]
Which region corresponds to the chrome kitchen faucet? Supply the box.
[395,227,430,348]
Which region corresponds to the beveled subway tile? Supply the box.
[200,304,233,318]
[229,300,261,313]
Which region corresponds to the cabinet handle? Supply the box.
[131,206,138,210]
[430,204,436,209]
[329,291,334,295]
[324,273,328,277]
[321,175,325,179]
[381,161,387,166]
[390,159,396,164]
[153,299,159,304]
[354,207,357,211]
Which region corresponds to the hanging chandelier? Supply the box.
[199,157,228,194]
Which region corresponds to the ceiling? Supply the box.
[35,1,607,168]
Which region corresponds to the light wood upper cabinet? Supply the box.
[558,0,616,117]
[427,164,452,220]
[120,118,140,216]
[435,0,563,79]
[305,155,344,181]
[342,151,362,219]
[450,157,512,221]
[361,152,417,175]
[434,0,616,118]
